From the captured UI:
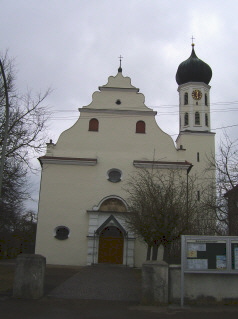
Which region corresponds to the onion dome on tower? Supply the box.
[176,44,212,85]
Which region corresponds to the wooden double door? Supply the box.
[98,226,124,264]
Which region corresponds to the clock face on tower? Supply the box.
[192,89,202,100]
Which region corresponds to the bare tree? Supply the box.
[0,51,51,218]
[206,132,238,235]
[0,53,10,197]
[125,169,215,262]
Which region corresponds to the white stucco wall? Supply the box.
[35,70,215,267]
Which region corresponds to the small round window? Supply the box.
[115,99,121,105]
[107,169,122,183]
[55,226,70,240]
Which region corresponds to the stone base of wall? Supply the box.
[13,254,46,299]
[141,261,168,305]
[169,265,238,305]
[142,263,238,305]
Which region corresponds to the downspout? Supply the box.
[125,231,128,266]
[93,231,96,265]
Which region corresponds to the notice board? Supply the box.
[180,235,238,306]
[186,240,226,270]
[182,235,238,272]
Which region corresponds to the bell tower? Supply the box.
[175,43,215,183]
[176,43,212,133]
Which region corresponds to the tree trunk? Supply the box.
[146,245,151,260]
[152,244,159,260]
[163,245,169,262]
[0,58,10,199]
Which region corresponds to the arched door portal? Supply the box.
[98,226,124,264]
[89,198,129,265]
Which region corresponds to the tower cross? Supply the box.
[118,55,123,68]
[191,35,195,45]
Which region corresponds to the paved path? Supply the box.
[48,265,141,301]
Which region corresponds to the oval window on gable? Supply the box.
[136,121,146,133]
[107,169,122,183]
[55,226,70,240]
[89,118,99,131]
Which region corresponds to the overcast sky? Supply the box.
[1,1,238,211]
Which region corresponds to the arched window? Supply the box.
[99,198,127,212]
[136,121,146,133]
[205,94,208,106]
[184,92,188,105]
[195,112,200,125]
[184,112,189,126]
[89,118,99,131]
[205,113,209,126]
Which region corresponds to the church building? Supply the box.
[35,44,215,266]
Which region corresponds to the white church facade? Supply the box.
[35,45,215,267]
